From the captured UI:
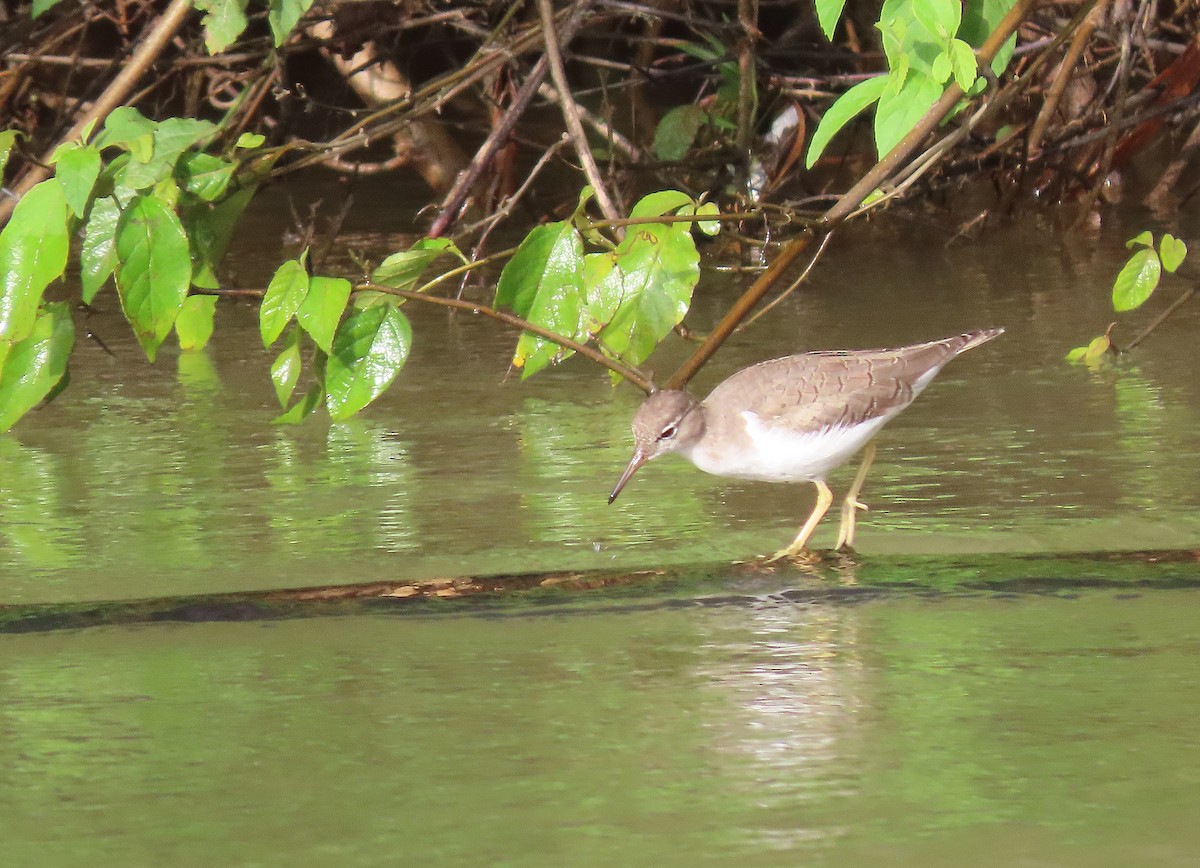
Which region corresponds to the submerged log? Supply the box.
[2,548,1198,635]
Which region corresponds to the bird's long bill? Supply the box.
[608,448,647,504]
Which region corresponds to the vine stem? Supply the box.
[364,283,655,392]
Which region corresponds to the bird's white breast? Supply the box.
[682,411,891,482]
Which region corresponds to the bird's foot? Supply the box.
[835,498,869,550]
[763,546,822,567]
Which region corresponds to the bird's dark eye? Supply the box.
[660,424,678,441]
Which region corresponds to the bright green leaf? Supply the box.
[1159,234,1187,273]
[874,71,942,157]
[261,258,309,347]
[959,0,1018,77]
[495,221,583,317]
[1085,335,1111,360]
[654,105,708,161]
[31,0,65,18]
[268,0,315,45]
[692,201,721,236]
[815,0,847,40]
[81,196,121,304]
[236,132,266,149]
[115,195,193,362]
[371,237,466,291]
[176,294,218,349]
[949,39,978,91]
[297,276,351,355]
[92,106,157,152]
[325,303,412,420]
[1112,248,1161,312]
[0,130,20,178]
[806,75,889,168]
[195,0,250,54]
[270,323,302,406]
[273,383,323,425]
[596,222,700,370]
[495,222,586,377]
[0,302,74,433]
[931,52,952,84]
[119,117,216,191]
[1065,346,1088,363]
[177,152,236,201]
[1126,230,1154,250]
[630,190,695,220]
[52,143,102,218]
[0,180,70,377]
[911,0,960,39]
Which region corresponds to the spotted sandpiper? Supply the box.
[608,328,1003,559]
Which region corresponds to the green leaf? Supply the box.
[1084,335,1111,362]
[176,294,218,349]
[119,117,217,191]
[495,222,581,316]
[236,132,266,149]
[270,323,302,406]
[1125,230,1154,250]
[911,0,960,39]
[185,185,256,289]
[653,105,708,161]
[81,196,121,304]
[815,0,847,40]
[31,0,65,17]
[596,222,700,369]
[0,180,70,378]
[931,52,952,84]
[92,106,157,152]
[494,222,586,377]
[874,71,942,157]
[949,39,979,91]
[806,74,889,168]
[1065,346,1088,363]
[268,0,315,45]
[194,0,250,54]
[630,189,695,219]
[692,201,721,236]
[0,130,20,178]
[176,152,236,201]
[51,142,102,218]
[273,383,323,425]
[261,258,310,347]
[0,302,74,433]
[1159,234,1187,273]
[115,195,193,362]
[297,276,351,354]
[325,304,412,420]
[1112,248,1161,312]
[959,0,1018,77]
[371,237,466,291]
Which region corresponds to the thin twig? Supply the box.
[535,0,623,227]
[428,53,553,237]
[1124,285,1196,350]
[740,230,835,328]
[366,283,655,392]
[0,0,194,227]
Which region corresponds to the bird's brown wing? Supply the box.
[704,331,1000,432]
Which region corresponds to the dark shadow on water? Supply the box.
[2,548,1198,634]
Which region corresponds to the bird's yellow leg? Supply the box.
[768,480,834,562]
[836,441,876,551]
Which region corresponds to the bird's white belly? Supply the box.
[684,412,891,482]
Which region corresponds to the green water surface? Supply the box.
[2,186,1200,864]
